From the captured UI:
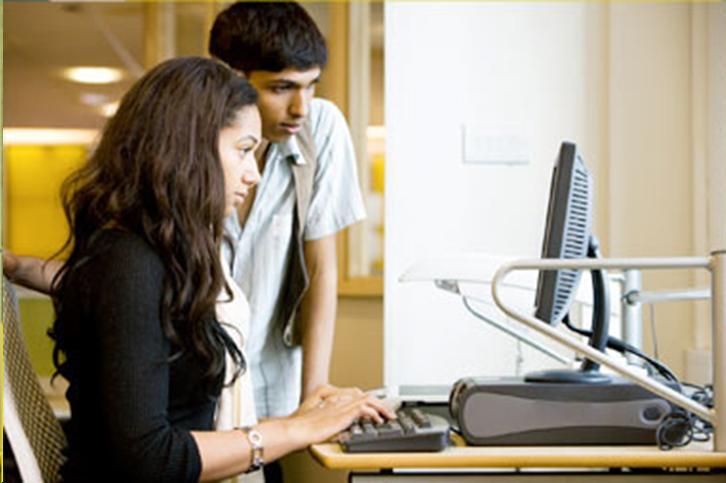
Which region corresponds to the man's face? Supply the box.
[246,67,321,142]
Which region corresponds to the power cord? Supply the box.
[561,314,713,450]
[561,315,679,386]
[656,384,714,450]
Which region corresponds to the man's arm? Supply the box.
[3,250,61,294]
[298,234,338,401]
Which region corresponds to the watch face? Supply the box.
[249,430,263,446]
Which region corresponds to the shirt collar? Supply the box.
[272,134,306,166]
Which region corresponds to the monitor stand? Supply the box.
[524,236,611,384]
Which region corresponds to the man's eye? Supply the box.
[270,85,290,93]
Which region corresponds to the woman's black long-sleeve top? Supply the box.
[55,230,223,482]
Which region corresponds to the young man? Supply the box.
[209,2,366,423]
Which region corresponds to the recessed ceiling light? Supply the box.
[62,66,123,85]
[79,93,109,107]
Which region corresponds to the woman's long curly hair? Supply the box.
[51,56,257,390]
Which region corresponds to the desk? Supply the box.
[311,436,726,482]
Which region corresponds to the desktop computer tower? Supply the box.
[450,376,682,445]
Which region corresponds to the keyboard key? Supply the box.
[397,415,416,433]
[377,421,404,437]
[361,420,377,435]
[348,425,368,441]
[410,408,432,428]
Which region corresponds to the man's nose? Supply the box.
[289,89,309,119]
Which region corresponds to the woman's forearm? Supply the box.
[192,387,395,481]
[3,253,62,294]
[192,418,300,481]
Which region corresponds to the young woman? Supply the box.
[50,56,392,483]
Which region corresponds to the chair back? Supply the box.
[3,277,67,482]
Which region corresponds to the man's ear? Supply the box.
[210,56,248,79]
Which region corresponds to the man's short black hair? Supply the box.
[209,2,328,73]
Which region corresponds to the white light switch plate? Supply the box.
[462,125,530,165]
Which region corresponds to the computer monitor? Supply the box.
[529,141,611,384]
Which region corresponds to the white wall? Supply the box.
[385,2,596,386]
[385,2,724,387]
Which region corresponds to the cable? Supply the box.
[656,410,694,450]
[562,313,713,449]
[561,315,679,386]
[562,315,715,450]
[656,384,714,450]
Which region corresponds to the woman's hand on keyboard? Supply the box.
[296,384,367,412]
[287,385,396,449]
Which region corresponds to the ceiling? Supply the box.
[4,2,147,129]
[3,1,383,131]
[4,1,224,130]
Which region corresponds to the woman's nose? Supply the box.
[243,162,261,187]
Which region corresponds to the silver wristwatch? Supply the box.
[239,426,264,472]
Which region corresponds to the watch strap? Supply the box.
[238,426,264,472]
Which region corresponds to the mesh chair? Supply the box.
[3,276,67,482]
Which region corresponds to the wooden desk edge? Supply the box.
[309,443,726,471]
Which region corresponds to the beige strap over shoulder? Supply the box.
[290,117,317,230]
[281,117,318,346]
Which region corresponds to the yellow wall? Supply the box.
[4,144,86,258]
[18,297,57,377]
[4,144,87,376]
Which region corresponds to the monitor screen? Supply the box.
[534,142,593,326]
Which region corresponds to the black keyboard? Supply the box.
[339,407,450,453]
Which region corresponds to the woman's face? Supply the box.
[218,105,262,216]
